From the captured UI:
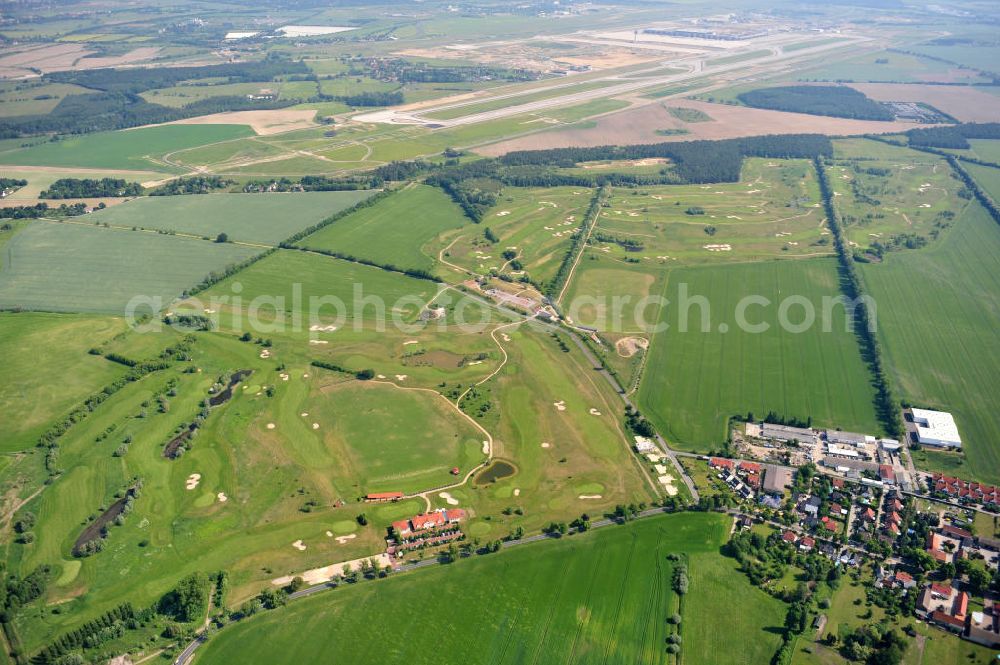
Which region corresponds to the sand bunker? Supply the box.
[312,423,320,430]
[292,540,307,551]
[310,324,338,332]
[658,474,679,496]
[301,412,309,417]
[266,423,276,430]
[404,340,419,345]
[395,374,408,381]
[514,488,521,496]
[326,531,334,537]
[589,408,602,416]
[541,442,551,448]
[336,534,356,544]
[578,494,603,499]
[217,492,228,502]
[309,340,329,345]
[185,474,201,490]
[553,400,566,411]
[497,210,511,216]
[260,349,271,358]
[482,440,490,454]
[439,491,459,506]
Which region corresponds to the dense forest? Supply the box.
[40,178,142,199]
[906,122,1000,149]
[737,85,894,121]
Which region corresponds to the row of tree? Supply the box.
[40,178,142,199]
[814,158,904,439]
[906,122,1000,150]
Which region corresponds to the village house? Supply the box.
[919,582,969,633]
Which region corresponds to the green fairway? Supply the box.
[87,191,375,245]
[638,258,882,450]
[0,125,254,172]
[298,380,486,495]
[297,185,468,273]
[195,512,786,665]
[860,203,1000,483]
[0,221,259,313]
[595,159,831,266]
[0,313,127,451]
[439,185,594,285]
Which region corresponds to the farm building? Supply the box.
[910,408,962,448]
[763,464,794,495]
[826,430,875,446]
[880,438,902,452]
[761,423,816,444]
[366,492,404,503]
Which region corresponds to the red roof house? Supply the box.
[710,457,734,470]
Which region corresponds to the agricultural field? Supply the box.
[0,221,259,313]
[638,258,882,450]
[196,512,786,665]
[795,49,988,84]
[438,185,594,284]
[0,125,254,172]
[0,81,91,117]
[0,313,127,451]
[829,139,967,253]
[860,202,1000,484]
[594,158,830,266]
[88,190,375,245]
[298,185,467,273]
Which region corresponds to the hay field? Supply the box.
[196,512,785,665]
[298,185,468,273]
[0,125,254,172]
[440,186,594,284]
[849,83,1000,123]
[0,222,258,313]
[0,313,127,451]
[860,202,1000,484]
[593,158,830,266]
[88,191,375,245]
[638,258,881,450]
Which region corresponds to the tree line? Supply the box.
[40,178,142,199]
[814,157,904,439]
[150,176,233,196]
[905,122,1000,150]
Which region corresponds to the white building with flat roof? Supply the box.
[911,408,962,448]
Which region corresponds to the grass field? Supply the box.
[860,202,1000,484]
[594,158,830,265]
[795,50,987,84]
[0,125,254,172]
[830,139,966,252]
[87,191,375,245]
[638,258,882,450]
[965,139,1000,164]
[298,185,467,272]
[0,313,127,451]
[439,185,594,284]
[0,221,259,313]
[195,512,786,665]
[0,81,91,117]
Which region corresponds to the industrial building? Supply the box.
[910,409,962,448]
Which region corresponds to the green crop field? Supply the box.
[638,258,882,450]
[88,191,375,245]
[0,125,254,172]
[196,512,786,665]
[860,202,1000,484]
[0,313,127,451]
[595,158,830,266]
[298,185,468,273]
[439,186,593,285]
[0,221,259,313]
[196,249,439,327]
[795,50,987,84]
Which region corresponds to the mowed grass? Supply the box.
[596,159,830,266]
[298,185,467,272]
[440,186,594,284]
[0,222,259,314]
[0,125,254,172]
[196,512,786,665]
[195,249,438,327]
[0,313,127,451]
[87,191,375,245]
[297,381,485,495]
[860,203,1000,484]
[829,139,966,251]
[638,259,881,450]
